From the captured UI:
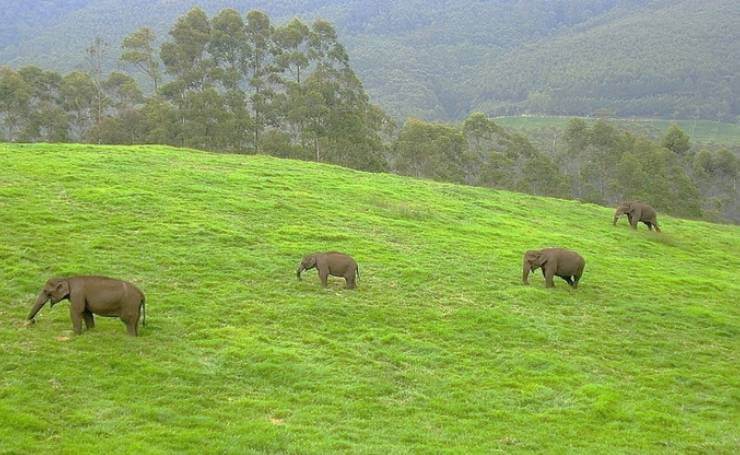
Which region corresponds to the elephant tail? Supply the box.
[140,295,146,327]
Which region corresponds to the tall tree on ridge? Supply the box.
[160,7,213,147]
[209,9,251,151]
[244,10,275,153]
[0,67,31,140]
[121,27,161,93]
[86,36,109,144]
[18,66,68,142]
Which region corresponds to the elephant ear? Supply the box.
[52,280,70,301]
[302,254,316,268]
[535,253,548,266]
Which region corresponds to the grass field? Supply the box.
[1,143,738,453]
[495,115,740,147]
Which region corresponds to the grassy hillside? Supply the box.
[2,0,738,121]
[1,143,738,452]
[495,116,740,147]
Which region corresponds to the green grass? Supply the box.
[1,143,738,453]
[495,115,740,146]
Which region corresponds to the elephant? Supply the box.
[297,252,359,289]
[522,248,585,288]
[613,201,661,232]
[27,276,146,336]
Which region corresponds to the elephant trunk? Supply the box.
[613,208,626,225]
[296,266,304,281]
[27,291,49,320]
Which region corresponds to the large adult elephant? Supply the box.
[613,202,661,232]
[27,276,146,336]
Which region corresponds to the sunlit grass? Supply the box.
[1,143,738,452]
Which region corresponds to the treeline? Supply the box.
[0,8,737,223]
[0,8,389,171]
[392,115,738,222]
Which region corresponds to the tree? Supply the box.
[461,112,507,184]
[662,124,690,155]
[160,7,213,147]
[209,9,246,90]
[243,10,275,152]
[274,18,312,85]
[160,8,212,91]
[121,28,161,93]
[394,118,466,182]
[0,67,31,140]
[60,71,96,140]
[86,37,109,143]
[91,72,145,144]
[273,18,313,148]
[18,66,68,142]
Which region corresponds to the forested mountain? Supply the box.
[1,0,737,120]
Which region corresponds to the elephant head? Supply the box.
[296,254,317,281]
[522,250,546,284]
[27,278,70,320]
[613,202,632,225]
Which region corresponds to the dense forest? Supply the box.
[0,8,737,223]
[1,0,738,121]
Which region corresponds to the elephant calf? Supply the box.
[613,201,661,232]
[522,248,585,288]
[28,276,146,336]
[297,252,359,289]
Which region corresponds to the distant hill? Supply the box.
[1,0,738,121]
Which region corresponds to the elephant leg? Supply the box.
[345,273,356,289]
[69,307,83,334]
[120,304,140,336]
[653,222,661,233]
[121,314,138,336]
[319,270,329,288]
[126,320,138,336]
[544,268,556,288]
[562,276,574,286]
[645,221,653,231]
[69,295,85,334]
[573,274,581,289]
[83,311,95,329]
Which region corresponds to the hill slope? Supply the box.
[1,143,738,452]
[1,0,737,120]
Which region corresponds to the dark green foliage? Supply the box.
[691,148,739,222]
[2,1,737,120]
[559,119,703,217]
[394,118,467,182]
[0,8,387,172]
[662,124,691,156]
